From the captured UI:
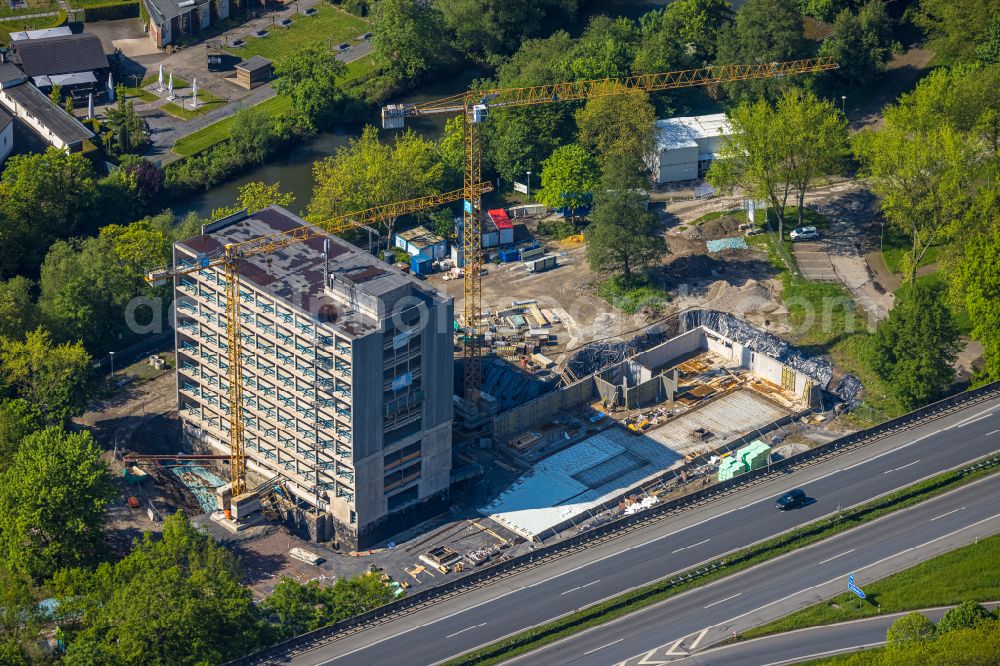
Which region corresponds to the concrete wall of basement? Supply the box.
[493,377,597,442]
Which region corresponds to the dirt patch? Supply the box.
[704,279,782,315]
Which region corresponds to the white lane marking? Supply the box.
[957,413,994,428]
[583,638,623,655]
[952,406,996,428]
[884,460,920,474]
[561,579,601,595]
[987,429,1000,436]
[688,628,710,651]
[662,637,688,656]
[817,549,855,565]
[445,622,486,639]
[930,507,964,522]
[672,538,710,554]
[704,592,742,609]
[581,579,601,589]
[760,643,884,666]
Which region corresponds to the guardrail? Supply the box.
[227,380,1000,665]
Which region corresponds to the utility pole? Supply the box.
[108,351,115,388]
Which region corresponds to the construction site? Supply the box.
[84,57,876,596]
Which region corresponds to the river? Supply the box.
[175,67,486,220]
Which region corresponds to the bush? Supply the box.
[887,612,936,647]
[537,218,576,240]
[82,1,139,22]
[937,601,996,634]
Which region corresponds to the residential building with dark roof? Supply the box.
[144,0,231,49]
[0,71,94,152]
[172,206,455,548]
[10,33,110,102]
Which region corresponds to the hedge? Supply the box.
[83,1,139,22]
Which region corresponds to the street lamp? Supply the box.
[841,95,847,116]
[108,351,115,388]
[526,170,531,202]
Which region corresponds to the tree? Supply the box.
[778,90,849,226]
[104,85,147,155]
[0,149,98,279]
[937,601,995,634]
[273,43,348,127]
[0,277,37,340]
[575,92,657,174]
[715,0,811,101]
[53,512,262,665]
[437,116,466,188]
[953,228,1000,385]
[309,126,443,250]
[261,574,396,642]
[887,612,937,647]
[866,283,960,410]
[536,145,599,223]
[0,329,92,422]
[436,0,579,58]
[0,399,42,474]
[854,123,980,283]
[586,188,664,286]
[636,0,732,70]
[915,0,1000,65]
[562,16,641,80]
[49,83,61,104]
[977,13,1000,64]
[0,427,114,580]
[371,0,452,85]
[211,181,296,220]
[118,155,165,203]
[819,1,894,88]
[0,562,41,664]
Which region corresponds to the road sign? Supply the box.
[848,573,866,599]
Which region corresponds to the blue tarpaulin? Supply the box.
[706,237,749,252]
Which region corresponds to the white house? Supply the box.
[0,107,13,166]
[649,114,731,184]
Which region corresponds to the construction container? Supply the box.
[410,254,433,276]
[525,255,557,273]
[488,209,515,245]
[395,226,448,259]
[498,246,520,262]
[520,246,544,261]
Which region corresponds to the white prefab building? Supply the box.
[0,108,13,166]
[649,114,731,184]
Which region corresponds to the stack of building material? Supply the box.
[717,455,744,481]
[738,439,771,471]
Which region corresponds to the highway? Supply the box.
[517,472,1000,665]
[653,602,1000,666]
[282,396,1000,666]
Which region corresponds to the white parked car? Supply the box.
[790,226,819,241]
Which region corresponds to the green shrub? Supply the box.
[937,601,996,634]
[537,218,576,239]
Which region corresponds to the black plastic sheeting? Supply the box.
[565,328,670,379]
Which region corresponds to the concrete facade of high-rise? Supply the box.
[172,206,454,549]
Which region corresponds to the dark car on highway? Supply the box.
[775,488,807,510]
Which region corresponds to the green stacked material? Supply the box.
[718,456,745,481]
[739,439,772,471]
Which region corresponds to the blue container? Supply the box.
[410,254,433,276]
[498,247,520,263]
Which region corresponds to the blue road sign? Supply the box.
[848,574,866,599]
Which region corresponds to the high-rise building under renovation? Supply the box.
[172,206,454,549]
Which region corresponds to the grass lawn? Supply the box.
[172,94,292,156]
[881,227,943,275]
[223,6,369,62]
[597,276,670,315]
[0,0,56,19]
[124,86,158,103]
[160,97,226,120]
[741,531,1000,639]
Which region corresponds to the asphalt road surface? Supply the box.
[658,602,1000,666]
[285,397,1000,666]
[518,473,1000,665]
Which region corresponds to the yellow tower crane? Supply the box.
[147,183,492,497]
[381,57,837,400]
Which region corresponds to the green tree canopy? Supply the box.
[562,16,641,80]
[53,512,261,665]
[211,181,296,220]
[0,277,37,341]
[937,601,996,634]
[887,611,937,647]
[0,562,41,664]
[437,0,579,58]
[309,126,444,249]
[0,399,42,474]
[819,1,894,88]
[0,149,98,279]
[273,43,348,128]
[372,0,453,85]
[915,0,1000,64]
[865,283,960,410]
[536,144,600,222]
[0,329,92,422]
[586,186,664,287]
[575,92,657,175]
[0,427,114,581]
[636,0,732,70]
[715,0,812,101]
[952,225,1000,385]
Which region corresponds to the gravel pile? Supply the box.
[705,279,778,314]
